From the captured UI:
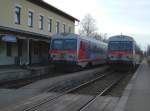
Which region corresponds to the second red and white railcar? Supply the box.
[107,35,142,68]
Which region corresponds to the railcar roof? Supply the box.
[52,33,108,47]
[109,35,135,42]
[108,35,142,52]
[52,33,79,39]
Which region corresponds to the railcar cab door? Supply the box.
[79,40,86,60]
[132,42,136,56]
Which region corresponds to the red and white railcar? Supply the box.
[49,33,107,68]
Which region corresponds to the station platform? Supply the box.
[2,92,119,111]
[114,60,150,111]
[0,65,52,83]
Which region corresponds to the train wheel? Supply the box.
[86,62,93,68]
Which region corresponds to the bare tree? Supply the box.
[92,33,108,43]
[79,14,97,37]
[78,14,109,43]
[92,33,103,40]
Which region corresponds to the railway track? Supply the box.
[3,70,124,111]
[71,72,123,95]
[16,71,110,111]
[78,74,124,111]
[47,71,112,93]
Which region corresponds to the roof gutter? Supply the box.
[27,0,80,22]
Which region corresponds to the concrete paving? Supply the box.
[0,68,30,83]
[0,65,53,83]
[81,96,119,111]
[2,93,60,111]
[2,93,119,111]
[0,66,107,109]
[30,93,94,111]
[114,60,150,111]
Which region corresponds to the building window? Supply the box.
[15,6,21,24]
[33,43,39,55]
[39,15,44,30]
[69,26,72,33]
[28,11,33,27]
[56,21,60,33]
[6,42,12,56]
[63,24,66,33]
[48,18,52,32]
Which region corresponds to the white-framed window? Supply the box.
[62,24,66,33]
[28,11,33,27]
[48,18,52,32]
[15,6,21,24]
[39,15,44,30]
[56,21,60,33]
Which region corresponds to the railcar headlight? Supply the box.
[110,56,114,58]
[126,56,132,59]
[52,55,56,58]
[69,55,73,58]
[69,55,76,59]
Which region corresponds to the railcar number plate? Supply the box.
[61,53,65,58]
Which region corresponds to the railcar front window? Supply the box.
[109,41,133,51]
[51,40,63,50]
[64,39,77,50]
[51,39,77,51]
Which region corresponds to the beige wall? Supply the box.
[0,0,75,37]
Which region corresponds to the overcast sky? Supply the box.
[44,0,150,50]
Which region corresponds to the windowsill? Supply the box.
[28,26,33,28]
[15,23,21,25]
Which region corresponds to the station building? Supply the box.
[0,0,79,66]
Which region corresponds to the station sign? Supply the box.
[1,35,17,43]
